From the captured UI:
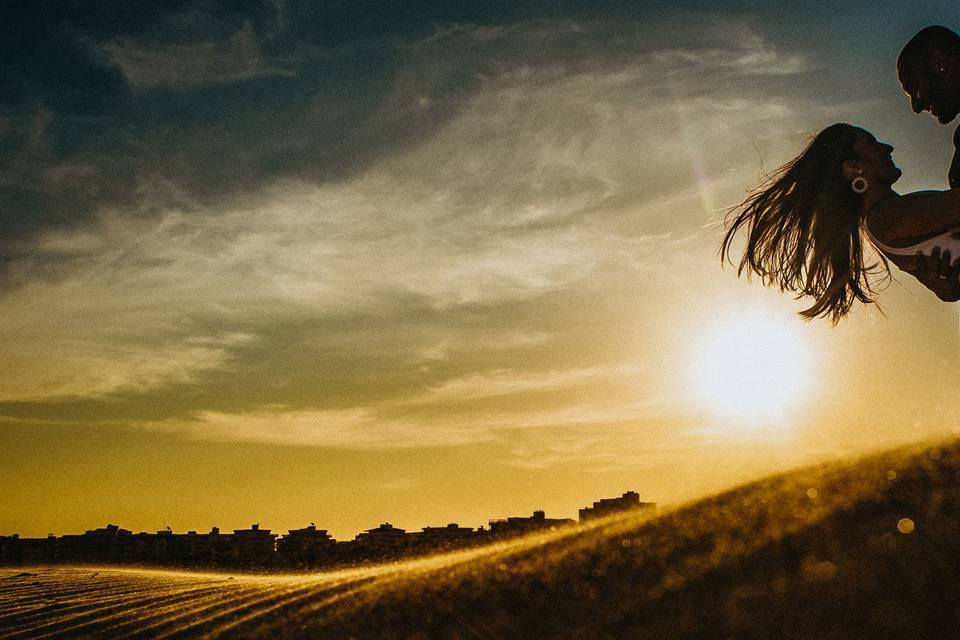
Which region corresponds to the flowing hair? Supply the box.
[720,123,888,324]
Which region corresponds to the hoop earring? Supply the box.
[851,176,868,193]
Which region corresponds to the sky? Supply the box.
[3,1,960,540]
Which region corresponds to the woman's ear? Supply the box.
[841,160,860,180]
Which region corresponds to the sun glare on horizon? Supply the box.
[689,311,817,430]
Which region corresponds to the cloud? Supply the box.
[138,406,489,449]
[0,331,248,401]
[409,365,643,404]
[652,18,810,76]
[0,10,814,252]
[498,421,703,471]
[101,24,290,87]
[0,12,838,442]
[416,331,551,363]
[116,357,681,452]
[135,382,680,451]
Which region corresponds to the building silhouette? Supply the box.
[276,525,335,567]
[228,524,276,567]
[416,523,477,549]
[352,523,411,560]
[1,491,656,570]
[58,524,132,564]
[488,510,576,536]
[578,491,656,521]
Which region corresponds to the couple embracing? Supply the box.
[723,26,960,323]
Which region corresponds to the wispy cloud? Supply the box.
[101,24,293,87]
[139,407,490,449]
[0,305,252,401]
[135,390,681,451]
[408,365,643,404]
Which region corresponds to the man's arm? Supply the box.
[950,125,960,189]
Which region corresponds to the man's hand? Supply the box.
[912,247,960,301]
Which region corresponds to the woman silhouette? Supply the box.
[722,123,960,323]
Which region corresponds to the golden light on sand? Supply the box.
[689,311,816,429]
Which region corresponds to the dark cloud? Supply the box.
[4,0,765,265]
[0,2,451,252]
[1,1,646,255]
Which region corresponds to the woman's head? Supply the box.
[720,123,891,323]
[842,129,902,191]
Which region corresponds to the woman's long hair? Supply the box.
[720,123,888,324]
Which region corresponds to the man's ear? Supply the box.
[841,159,860,180]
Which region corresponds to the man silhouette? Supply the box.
[898,25,960,187]
[897,26,960,299]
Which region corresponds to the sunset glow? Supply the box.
[2,2,960,542]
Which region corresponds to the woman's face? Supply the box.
[851,130,902,187]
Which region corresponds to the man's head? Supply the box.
[898,26,960,124]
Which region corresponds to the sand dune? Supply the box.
[3,438,960,638]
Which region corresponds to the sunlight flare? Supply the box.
[689,310,816,429]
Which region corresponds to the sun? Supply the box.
[688,311,817,429]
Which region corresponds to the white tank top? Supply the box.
[864,223,960,257]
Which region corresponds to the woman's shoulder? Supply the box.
[863,195,902,243]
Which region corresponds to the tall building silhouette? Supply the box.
[578,491,656,521]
